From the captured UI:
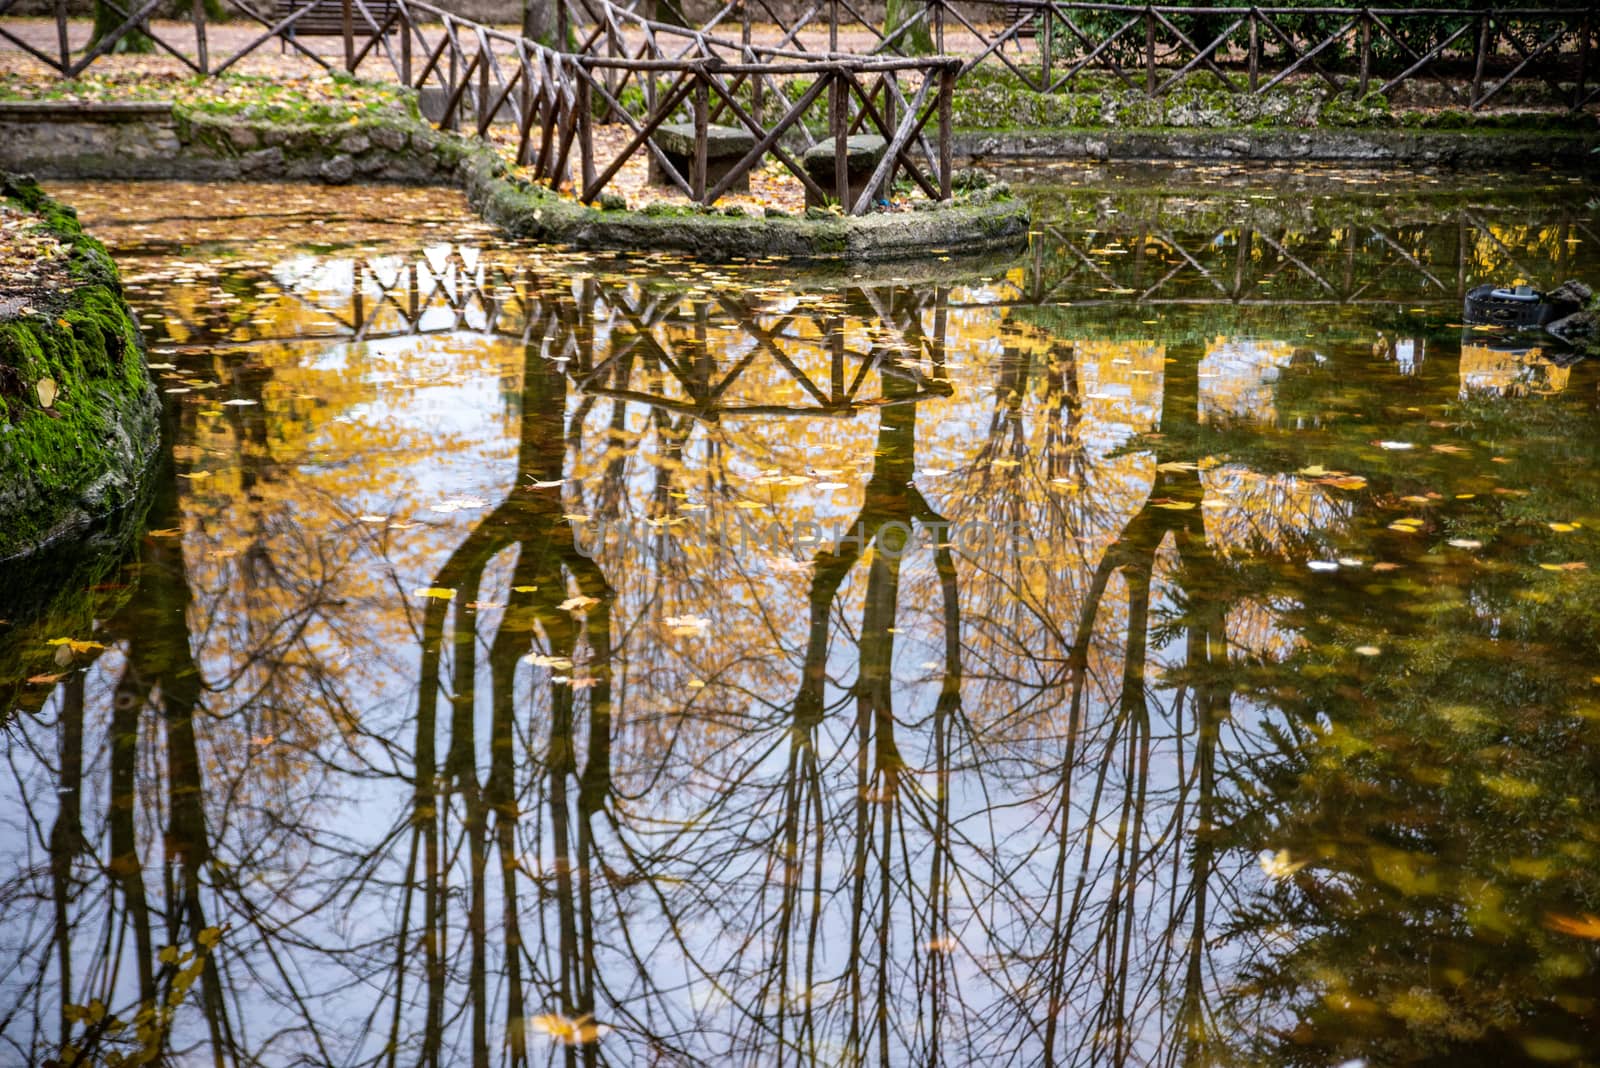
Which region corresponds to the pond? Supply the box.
[3,165,1600,1066]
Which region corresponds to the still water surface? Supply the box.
[4,167,1600,1066]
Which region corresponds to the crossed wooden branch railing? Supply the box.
[8,0,1594,211]
[906,3,1596,110]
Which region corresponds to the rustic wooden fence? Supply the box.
[3,0,1594,210]
[909,4,1596,110]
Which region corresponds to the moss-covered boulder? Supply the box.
[0,172,160,560]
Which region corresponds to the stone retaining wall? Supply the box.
[0,100,462,183]
[954,127,1600,164]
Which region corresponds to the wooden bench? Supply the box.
[276,0,400,50]
[1001,1,1038,38]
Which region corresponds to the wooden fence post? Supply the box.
[938,63,952,198]
[693,74,710,203]
[1145,7,1156,95]
[1577,11,1591,111]
[190,0,207,73]
[884,72,896,195]
[832,71,848,207]
[401,7,412,84]
[54,0,69,71]
[342,0,354,72]
[1358,10,1370,95]
[1041,3,1053,90]
[578,73,595,193]
[477,38,490,132]
[1247,10,1258,93]
[1471,13,1491,106]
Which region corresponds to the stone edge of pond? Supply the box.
[0,172,161,563]
[953,126,1600,164]
[0,101,1032,264]
[458,153,1033,263]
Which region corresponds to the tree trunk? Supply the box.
[90,0,156,54]
[884,0,933,55]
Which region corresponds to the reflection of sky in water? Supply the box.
[6,176,1600,1067]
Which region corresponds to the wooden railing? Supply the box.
[4,0,1594,211]
[907,4,1597,110]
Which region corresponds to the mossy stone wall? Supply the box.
[0,173,160,560]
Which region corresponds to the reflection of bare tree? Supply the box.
[3,252,1405,1068]
[6,399,242,1067]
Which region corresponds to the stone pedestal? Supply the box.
[801,134,888,210]
[648,122,758,195]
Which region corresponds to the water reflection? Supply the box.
[2,175,1599,1066]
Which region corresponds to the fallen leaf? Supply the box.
[1545,913,1600,939]
[46,637,106,654]
[412,587,456,600]
[1258,849,1308,879]
[529,1013,608,1044]
[560,595,600,613]
[36,377,57,408]
[27,672,66,684]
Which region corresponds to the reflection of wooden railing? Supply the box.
[151,251,956,414]
[1000,207,1600,308]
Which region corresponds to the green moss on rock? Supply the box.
[0,173,160,560]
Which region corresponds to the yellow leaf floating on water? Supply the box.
[525,654,574,670]
[512,585,539,593]
[1545,913,1600,939]
[1539,562,1588,572]
[1154,501,1195,511]
[1258,849,1308,879]
[46,637,106,654]
[560,595,599,613]
[1321,476,1368,491]
[530,1013,608,1045]
[1548,522,1581,533]
[411,587,456,600]
[665,614,709,636]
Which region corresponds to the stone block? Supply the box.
[800,134,888,209]
[318,154,356,184]
[370,124,408,151]
[648,122,758,195]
